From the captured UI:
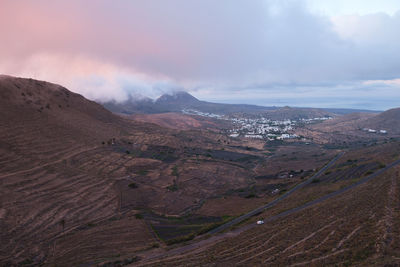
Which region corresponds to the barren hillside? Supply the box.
[2,75,399,266]
[360,108,400,134]
[129,112,231,131]
[295,110,400,144]
[1,76,316,265]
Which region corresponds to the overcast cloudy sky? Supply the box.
[1,0,399,110]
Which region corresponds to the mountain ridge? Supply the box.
[101,91,379,118]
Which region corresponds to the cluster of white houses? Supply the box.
[228,118,299,141]
[182,109,224,119]
[182,108,333,141]
[362,128,387,134]
[227,116,334,141]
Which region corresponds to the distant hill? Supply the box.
[360,107,400,134]
[322,108,381,115]
[129,112,232,131]
[296,108,400,144]
[101,91,343,120]
[260,106,334,120]
[102,91,275,115]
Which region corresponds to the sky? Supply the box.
[1,0,399,110]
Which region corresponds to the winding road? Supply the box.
[134,155,400,266]
[208,151,345,234]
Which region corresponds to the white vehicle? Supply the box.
[257,220,264,225]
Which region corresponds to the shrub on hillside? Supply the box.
[129,182,138,189]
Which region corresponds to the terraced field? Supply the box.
[0,77,166,264]
[3,76,399,266]
[136,164,400,266]
[0,76,322,265]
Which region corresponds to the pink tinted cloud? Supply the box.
[0,0,400,107]
[0,0,267,82]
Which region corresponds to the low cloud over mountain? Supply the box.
[1,0,399,109]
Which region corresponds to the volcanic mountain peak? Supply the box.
[155,91,199,104]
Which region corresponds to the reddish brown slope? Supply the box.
[294,111,398,143]
[0,75,157,265]
[129,112,228,131]
[0,76,261,265]
[0,74,128,144]
[360,108,400,134]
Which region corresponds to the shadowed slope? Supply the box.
[0,76,271,265]
[0,76,157,265]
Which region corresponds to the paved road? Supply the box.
[263,157,400,223]
[134,156,400,266]
[208,152,345,234]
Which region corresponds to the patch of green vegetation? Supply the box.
[135,213,143,219]
[365,170,374,176]
[136,170,148,176]
[325,171,332,175]
[171,165,179,177]
[150,214,234,246]
[125,150,130,154]
[164,216,235,245]
[311,178,321,183]
[245,193,256,198]
[19,259,34,265]
[279,188,288,194]
[167,180,178,191]
[109,216,119,221]
[165,233,196,245]
[128,182,138,189]
[151,243,159,248]
[196,218,233,235]
[99,256,140,267]
[221,215,234,221]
